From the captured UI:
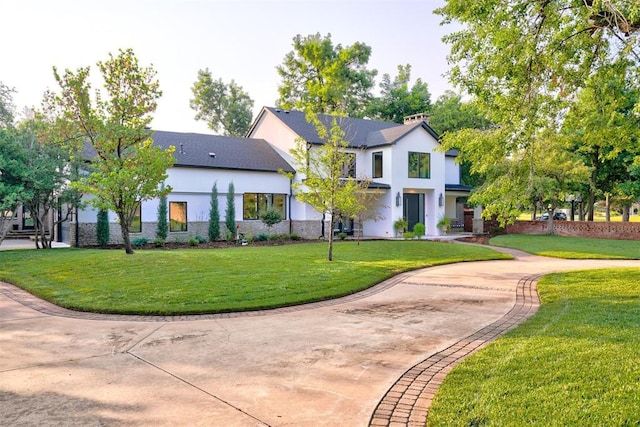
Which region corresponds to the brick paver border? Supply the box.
[369,274,541,427]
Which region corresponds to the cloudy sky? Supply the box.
[2,0,455,134]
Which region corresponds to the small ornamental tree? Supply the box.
[156,187,168,241]
[96,209,110,247]
[283,112,362,261]
[48,48,174,254]
[225,181,236,238]
[208,182,220,241]
[260,208,283,236]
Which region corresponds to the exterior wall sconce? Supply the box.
[438,193,444,207]
[396,192,401,207]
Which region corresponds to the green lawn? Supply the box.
[490,234,640,259]
[428,268,640,426]
[0,240,508,315]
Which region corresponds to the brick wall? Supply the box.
[504,220,640,241]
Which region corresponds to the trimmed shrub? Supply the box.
[132,237,150,248]
[208,182,220,241]
[96,209,110,247]
[156,188,168,240]
[225,181,236,236]
[413,223,426,238]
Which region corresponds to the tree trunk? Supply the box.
[327,216,334,261]
[546,208,554,234]
[587,191,595,221]
[605,194,610,222]
[119,213,134,254]
[622,205,630,222]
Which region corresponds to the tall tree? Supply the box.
[190,68,254,136]
[283,113,362,261]
[562,63,640,220]
[429,91,492,188]
[0,82,16,127]
[17,117,83,248]
[435,0,640,226]
[0,127,28,245]
[277,33,377,116]
[208,182,220,241]
[48,48,174,254]
[366,64,432,123]
[429,91,491,136]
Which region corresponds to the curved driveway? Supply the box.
[1,246,638,426]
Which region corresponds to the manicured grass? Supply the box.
[428,268,640,426]
[0,240,509,315]
[489,234,640,259]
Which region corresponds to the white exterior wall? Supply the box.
[78,167,292,224]
[445,197,457,219]
[384,129,446,236]
[250,110,326,222]
[249,112,299,165]
[445,156,461,185]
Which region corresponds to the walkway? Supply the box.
[1,246,638,426]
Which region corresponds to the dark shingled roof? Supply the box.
[262,107,446,148]
[151,130,295,173]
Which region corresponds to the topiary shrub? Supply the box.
[403,231,415,240]
[188,236,199,246]
[153,238,165,248]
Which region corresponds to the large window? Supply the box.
[408,152,430,179]
[131,203,142,233]
[372,151,383,178]
[243,193,286,220]
[341,153,356,178]
[169,201,187,232]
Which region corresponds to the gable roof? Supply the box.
[253,106,446,150]
[152,130,295,173]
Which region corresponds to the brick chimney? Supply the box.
[403,113,430,125]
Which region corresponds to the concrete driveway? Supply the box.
[1,246,638,426]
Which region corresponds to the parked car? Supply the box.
[539,212,567,221]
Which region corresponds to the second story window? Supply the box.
[408,152,430,179]
[372,151,383,178]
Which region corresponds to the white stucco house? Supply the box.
[248,107,471,238]
[69,107,471,246]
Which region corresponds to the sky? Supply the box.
[2,0,456,134]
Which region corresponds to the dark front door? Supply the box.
[403,193,424,232]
